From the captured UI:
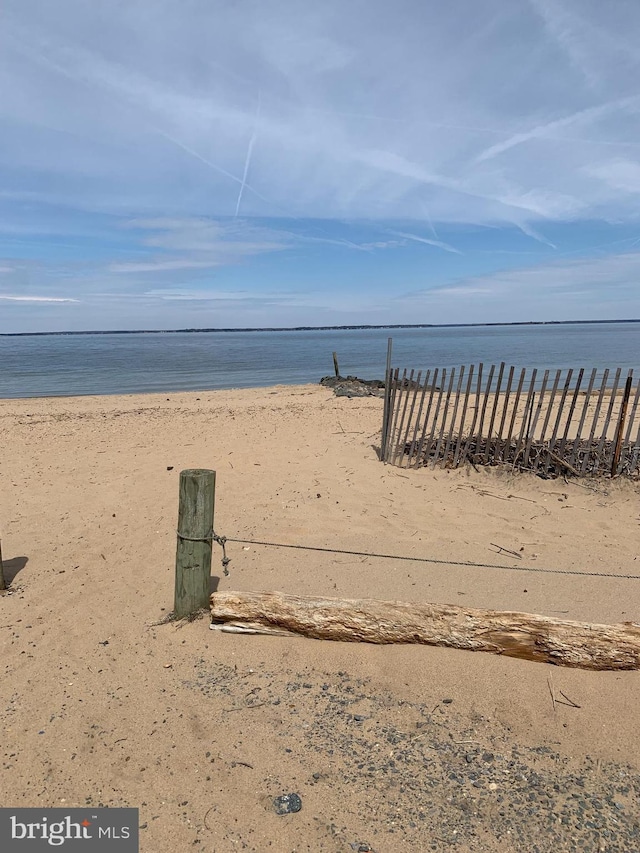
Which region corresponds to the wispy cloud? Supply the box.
[109,259,218,273]
[528,0,595,87]
[0,295,79,302]
[407,251,640,307]
[587,159,640,194]
[110,217,292,273]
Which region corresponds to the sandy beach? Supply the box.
[1,383,639,852]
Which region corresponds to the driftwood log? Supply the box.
[210,590,640,671]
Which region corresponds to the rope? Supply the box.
[220,536,640,581]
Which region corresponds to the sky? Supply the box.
[1,0,640,332]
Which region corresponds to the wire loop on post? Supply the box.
[176,529,231,575]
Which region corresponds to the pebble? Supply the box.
[273,793,302,815]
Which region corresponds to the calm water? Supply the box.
[1,324,639,399]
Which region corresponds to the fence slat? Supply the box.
[556,368,584,465]
[594,368,621,473]
[442,366,466,467]
[406,369,431,465]
[568,368,598,471]
[452,365,475,467]
[504,368,526,465]
[412,368,440,468]
[513,370,538,469]
[541,369,573,476]
[494,365,514,463]
[422,369,447,466]
[521,370,549,469]
[631,422,640,474]
[383,368,398,462]
[623,372,639,449]
[533,369,562,475]
[433,368,457,466]
[385,368,403,462]
[483,362,505,464]
[475,363,496,461]
[398,371,423,468]
[612,373,634,476]
[461,363,484,463]
[581,369,610,475]
[391,369,415,466]
[538,370,562,444]
[393,368,410,461]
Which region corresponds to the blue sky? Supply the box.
[1,0,640,332]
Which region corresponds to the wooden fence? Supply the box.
[381,363,640,478]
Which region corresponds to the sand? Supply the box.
[1,384,639,852]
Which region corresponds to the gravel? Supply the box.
[190,662,640,852]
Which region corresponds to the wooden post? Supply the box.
[0,539,6,591]
[174,469,216,618]
[380,337,393,460]
[611,374,633,476]
[332,351,340,378]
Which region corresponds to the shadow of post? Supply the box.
[1,556,29,587]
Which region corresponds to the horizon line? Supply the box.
[1,319,640,337]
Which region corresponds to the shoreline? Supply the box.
[0,380,326,404]
[3,318,640,337]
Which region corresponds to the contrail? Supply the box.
[235,133,257,216]
[153,128,251,191]
[235,95,262,217]
[153,125,273,206]
[515,221,557,250]
[421,203,439,240]
[474,94,640,163]
[390,229,462,255]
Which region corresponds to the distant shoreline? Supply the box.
[2,319,639,337]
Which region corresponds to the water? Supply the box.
[1,323,638,399]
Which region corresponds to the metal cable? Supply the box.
[219,536,640,580]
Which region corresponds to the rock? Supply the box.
[273,793,302,815]
[320,375,386,398]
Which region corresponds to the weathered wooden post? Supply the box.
[381,337,393,461]
[174,469,216,618]
[0,539,6,591]
[332,351,340,378]
[611,374,633,476]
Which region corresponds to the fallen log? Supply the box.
[210,590,640,671]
